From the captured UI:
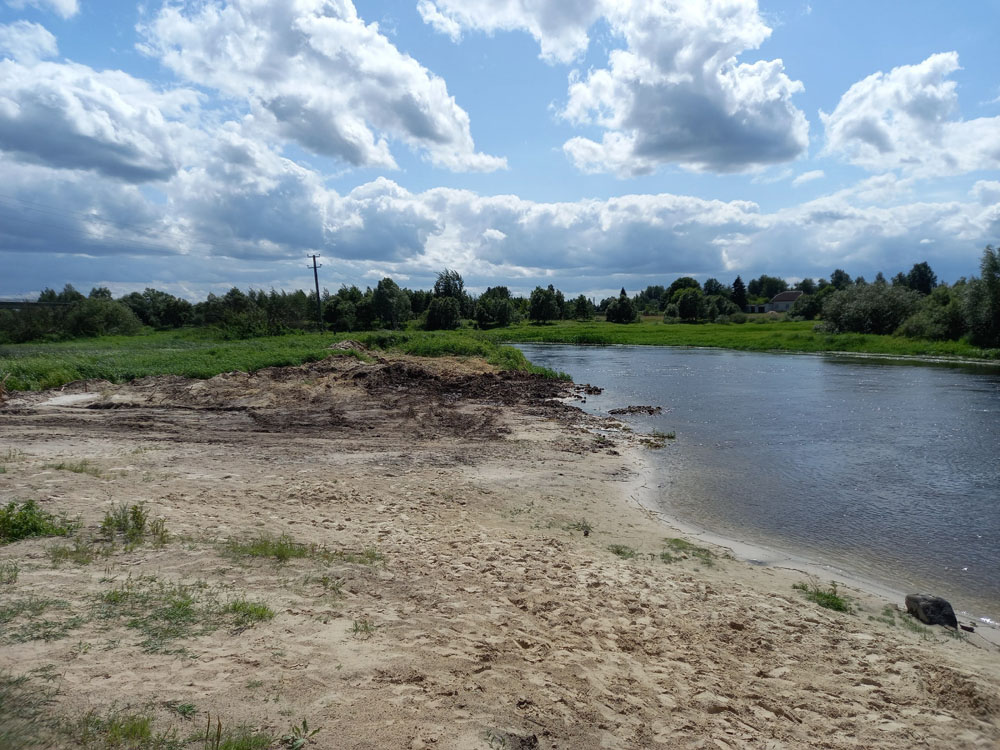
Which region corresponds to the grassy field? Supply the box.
[0,327,563,391]
[1,317,997,391]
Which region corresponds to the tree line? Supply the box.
[1,247,997,349]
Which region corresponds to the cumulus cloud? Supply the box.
[5,0,78,19]
[421,0,809,174]
[140,0,504,172]
[1,147,995,296]
[417,0,603,63]
[0,20,57,63]
[0,59,203,182]
[821,52,1000,176]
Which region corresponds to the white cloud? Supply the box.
[0,20,57,63]
[970,180,1000,205]
[140,0,504,173]
[792,169,824,186]
[5,0,78,19]
[821,52,1000,176]
[1,153,995,295]
[421,0,809,174]
[0,59,203,182]
[417,0,602,63]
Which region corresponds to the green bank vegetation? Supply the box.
[3,250,1000,391]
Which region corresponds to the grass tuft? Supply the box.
[45,459,103,477]
[0,559,18,584]
[660,538,715,566]
[608,544,638,560]
[792,577,850,612]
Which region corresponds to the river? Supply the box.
[516,344,1000,624]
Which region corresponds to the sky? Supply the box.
[0,0,998,301]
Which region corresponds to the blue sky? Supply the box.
[0,0,998,301]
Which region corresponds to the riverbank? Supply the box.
[3,319,998,392]
[2,351,999,748]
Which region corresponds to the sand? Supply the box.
[1,349,998,749]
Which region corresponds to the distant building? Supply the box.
[746,290,802,314]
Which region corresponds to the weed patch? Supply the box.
[0,670,61,750]
[101,502,149,544]
[224,599,275,629]
[792,577,850,613]
[608,544,638,560]
[0,559,18,584]
[351,618,378,638]
[0,597,86,643]
[45,459,103,477]
[660,538,714,566]
[94,575,271,654]
[0,499,77,544]
[226,532,384,568]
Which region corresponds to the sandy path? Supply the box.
[1,352,998,749]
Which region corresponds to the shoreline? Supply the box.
[613,440,1000,649]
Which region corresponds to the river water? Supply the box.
[516,344,1000,624]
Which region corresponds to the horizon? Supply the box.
[0,1,998,302]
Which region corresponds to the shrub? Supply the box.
[0,500,76,544]
[820,284,920,335]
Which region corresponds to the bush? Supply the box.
[730,312,747,324]
[0,500,77,543]
[820,284,920,335]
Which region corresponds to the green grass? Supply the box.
[0,326,567,391]
[226,532,385,568]
[660,538,715,566]
[4,319,995,393]
[224,598,275,629]
[0,560,18,584]
[792,578,850,612]
[0,670,61,750]
[0,597,87,644]
[485,317,1000,361]
[44,459,103,477]
[95,575,272,654]
[608,544,638,560]
[0,499,78,544]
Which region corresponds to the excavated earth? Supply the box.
[1,348,999,749]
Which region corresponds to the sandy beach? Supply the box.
[2,349,999,749]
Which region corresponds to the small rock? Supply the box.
[904,594,958,628]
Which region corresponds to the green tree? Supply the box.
[731,276,748,310]
[747,275,788,299]
[605,287,637,323]
[372,278,411,329]
[829,269,852,290]
[528,285,560,323]
[475,286,515,328]
[795,278,817,295]
[433,269,465,300]
[572,294,594,321]
[820,284,920,335]
[906,261,938,295]
[702,278,728,297]
[962,246,1000,347]
[425,297,461,330]
[667,277,701,298]
[675,287,704,321]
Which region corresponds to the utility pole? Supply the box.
[308,254,323,327]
